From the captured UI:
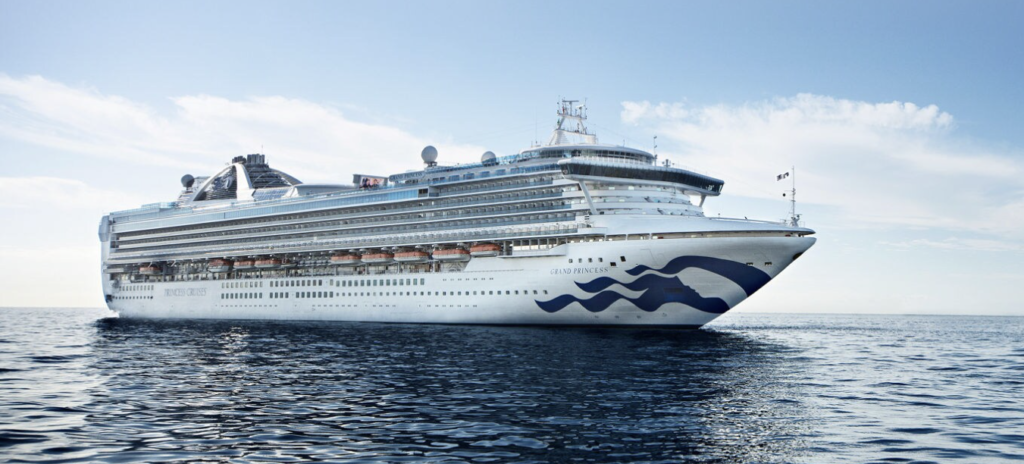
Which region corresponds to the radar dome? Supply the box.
[181,174,195,188]
[421,146,438,164]
[481,151,497,165]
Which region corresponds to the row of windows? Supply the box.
[122,196,571,248]
[223,292,263,299]
[118,210,574,255]
[222,281,264,288]
[221,292,338,300]
[122,284,152,292]
[113,295,152,300]
[433,174,555,194]
[335,290,549,297]
[270,279,323,288]
[223,278,431,289]
[118,178,564,240]
[222,289,550,300]
[335,278,426,288]
[568,255,628,265]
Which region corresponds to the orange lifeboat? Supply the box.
[362,251,395,264]
[234,259,255,270]
[139,264,161,275]
[330,253,361,266]
[470,243,501,257]
[255,257,282,269]
[433,248,471,262]
[209,259,233,273]
[394,250,430,263]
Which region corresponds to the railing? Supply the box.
[118,204,579,249]
[112,177,567,235]
[115,188,568,240]
[707,216,790,226]
[105,223,589,264]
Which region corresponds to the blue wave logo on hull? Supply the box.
[536,256,771,314]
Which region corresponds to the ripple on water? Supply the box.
[0,309,1023,463]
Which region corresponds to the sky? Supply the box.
[1,1,1022,314]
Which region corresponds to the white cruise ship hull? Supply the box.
[106,235,814,328]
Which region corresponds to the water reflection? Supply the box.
[76,318,808,462]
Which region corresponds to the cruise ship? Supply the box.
[98,100,815,327]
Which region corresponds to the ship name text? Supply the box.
[165,288,207,297]
[550,267,610,275]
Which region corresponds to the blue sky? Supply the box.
[1,1,1022,314]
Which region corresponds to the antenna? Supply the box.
[653,135,657,155]
[789,166,800,227]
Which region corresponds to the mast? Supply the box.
[789,166,800,227]
[548,99,597,146]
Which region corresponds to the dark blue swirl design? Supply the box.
[626,256,771,296]
[536,255,770,314]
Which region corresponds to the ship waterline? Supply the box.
[100,101,815,327]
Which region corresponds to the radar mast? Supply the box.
[547,99,598,146]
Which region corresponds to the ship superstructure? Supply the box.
[98,100,815,327]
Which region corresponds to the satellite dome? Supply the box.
[421,146,438,164]
[481,151,497,165]
[181,174,195,188]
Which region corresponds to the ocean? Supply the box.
[1,308,1022,463]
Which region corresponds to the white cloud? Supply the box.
[0,176,141,211]
[621,101,689,125]
[0,74,485,183]
[881,237,1024,252]
[620,94,1024,244]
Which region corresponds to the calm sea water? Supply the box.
[1,308,1022,463]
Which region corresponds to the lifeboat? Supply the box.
[255,257,282,269]
[362,251,395,264]
[470,243,501,257]
[330,253,361,266]
[209,259,233,273]
[433,248,471,262]
[394,250,430,263]
[234,259,256,270]
[139,265,161,275]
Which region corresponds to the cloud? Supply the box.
[0,176,141,211]
[621,101,689,124]
[0,74,485,182]
[881,237,1024,253]
[620,94,1024,244]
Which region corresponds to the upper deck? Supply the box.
[99,100,795,266]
